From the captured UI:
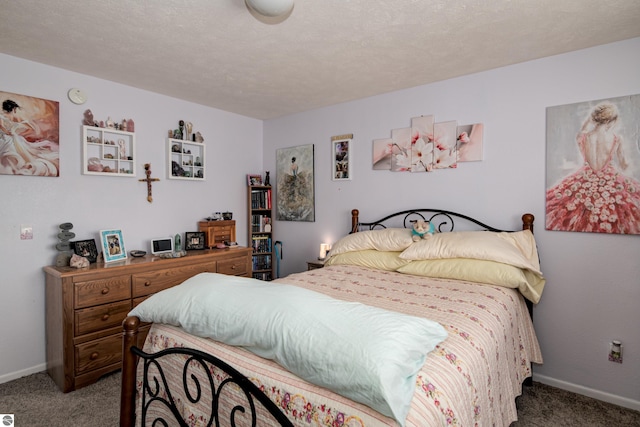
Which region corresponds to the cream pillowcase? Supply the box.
[399,230,542,274]
[397,258,545,303]
[325,250,410,271]
[327,228,414,258]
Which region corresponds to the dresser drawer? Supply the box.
[75,334,122,374]
[212,225,233,240]
[132,261,217,298]
[74,300,132,336]
[217,256,248,276]
[74,274,131,309]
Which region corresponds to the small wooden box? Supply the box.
[198,220,236,248]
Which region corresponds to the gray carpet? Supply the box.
[0,372,638,426]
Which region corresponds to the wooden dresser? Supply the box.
[44,247,251,392]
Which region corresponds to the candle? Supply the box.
[319,243,330,260]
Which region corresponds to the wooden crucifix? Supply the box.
[139,163,160,203]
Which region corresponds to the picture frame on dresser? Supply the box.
[99,229,127,263]
[71,239,98,263]
[185,232,206,250]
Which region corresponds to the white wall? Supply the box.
[0,54,263,381]
[263,38,640,409]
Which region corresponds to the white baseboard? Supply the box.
[534,373,640,412]
[0,364,47,385]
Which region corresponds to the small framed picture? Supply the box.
[247,174,263,186]
[71,239,99,263]
[100,229,127,263]
[185,231,206,250]
[332,136,352,181]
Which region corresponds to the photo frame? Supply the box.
[331,134,352,181]
[71,239,98,263]
[185,231,206,250]
[99,229,127,263]
[247,174,263,186]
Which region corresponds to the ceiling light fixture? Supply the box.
[245,0,294,18]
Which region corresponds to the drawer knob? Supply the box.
[231,265,237,270]
[101,288,109,295]
[90,352,99,360]
[102,314,110,321]
[144,281,151,286]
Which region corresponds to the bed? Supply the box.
[120,208,544,427]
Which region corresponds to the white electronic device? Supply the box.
[150,237,174,255]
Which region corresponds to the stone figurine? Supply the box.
[83,109,96,126]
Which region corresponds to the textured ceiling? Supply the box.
[1,0,639,120]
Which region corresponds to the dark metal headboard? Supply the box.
[351,209,534,234]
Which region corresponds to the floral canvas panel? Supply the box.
[546,94,640,234]
[410,115,434,172]
[0,90,60,176]
[433,120,458,169]
[456,123,483,162]
[390,127,411,172]
[372,138,392,170]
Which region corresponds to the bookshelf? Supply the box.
[248,185,274,280]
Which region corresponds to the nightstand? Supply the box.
[307,260,325,270]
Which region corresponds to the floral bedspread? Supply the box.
[137,264,542,427]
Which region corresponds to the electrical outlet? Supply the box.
[609,340,623,363]
[20,225,33,240]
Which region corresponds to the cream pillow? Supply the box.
[325,250,410,271]
[399,230,542,274]
[397,258,544,303]
[328,228,414,257]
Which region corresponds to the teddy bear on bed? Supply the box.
[412,219,435,241]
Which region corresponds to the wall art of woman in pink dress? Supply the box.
[546,100,640,234]
[0,92,59,177]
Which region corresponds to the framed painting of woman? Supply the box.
[546,94,640,234]
[0,90,59,177]
[275,144,315,222]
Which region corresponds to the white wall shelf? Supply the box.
[167,138,205,180]
[82,126,136,177]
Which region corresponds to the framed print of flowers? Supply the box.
[372,113,483,173]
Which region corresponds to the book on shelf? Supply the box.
[251,236,272,253]
[251,215,272,232]
[252,272,273,281]
[252,254,272,270]
[251,188,272,210]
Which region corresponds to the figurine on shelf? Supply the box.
[83,109,96,126]
[195,131,204,143]
[106,117,115,128]
[264,171,270,186]
[185,122,193,140]
[127,118,135,133]
[118,139,126,159]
